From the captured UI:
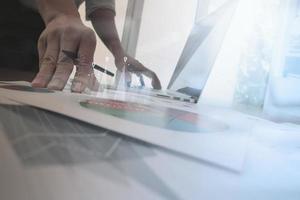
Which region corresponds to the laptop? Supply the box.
[110,0,238,104]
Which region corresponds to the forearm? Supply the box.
[89,9,161,89]
[90,8,125,60]
[35,0,80,24]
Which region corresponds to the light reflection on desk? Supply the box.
[0,104,181,200]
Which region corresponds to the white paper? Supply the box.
[0,81,251,171]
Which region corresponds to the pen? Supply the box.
[62,50,114,77]
[93,64,114,77]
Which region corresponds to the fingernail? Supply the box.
[91,80,100,91]
[31,80,40,87]
[31,78,45,88]
[72,82,83,92]
[48,79,63,90]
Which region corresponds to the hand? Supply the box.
[114,55,162,90]
[31,15,99,93]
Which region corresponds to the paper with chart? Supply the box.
[0,81,251,171]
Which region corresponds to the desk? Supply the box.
[0,87,300,200]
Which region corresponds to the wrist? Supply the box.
[36,0,80,24]
[44,12,81,25]
[110,40,125,61]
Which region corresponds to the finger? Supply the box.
[72,31,98,93]
[130,63,161,89]
[151,73,162,90]
[126,58,149,75]
[125,70,132,87]
[47,31,79,90]
[113,69,123,88]
[122,60,132,87]
[89,73,100,91]
[32,35,60,88]
[37,32,46,65]
[126,58,162,89]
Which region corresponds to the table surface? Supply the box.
[0,78,299,200]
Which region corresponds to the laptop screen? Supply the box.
[168,0,239,102]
